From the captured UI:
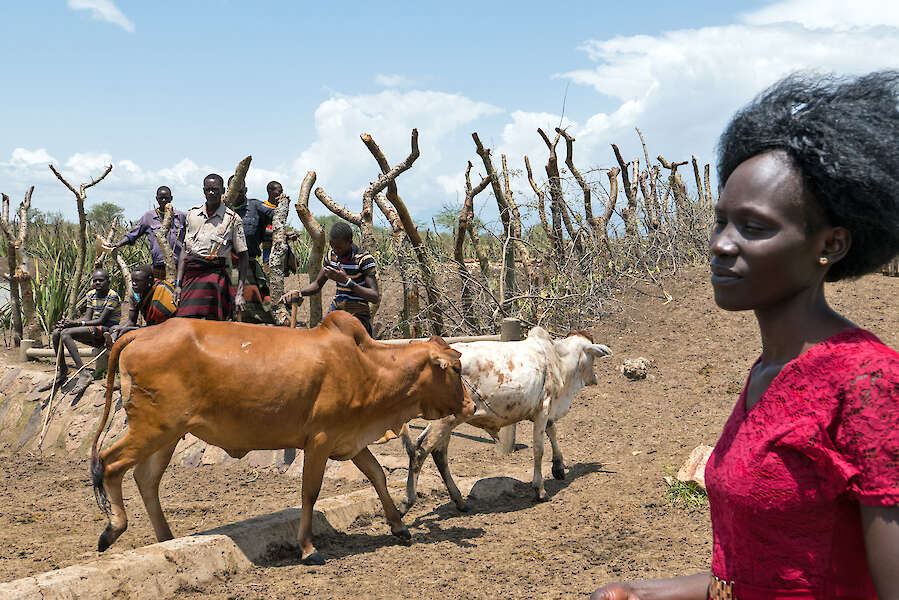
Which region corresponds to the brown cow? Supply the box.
[89,311,474,565]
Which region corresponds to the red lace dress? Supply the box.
[705,329,899,600]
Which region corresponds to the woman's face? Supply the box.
[709,151,824,312]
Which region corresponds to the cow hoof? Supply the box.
[301,552,325,566]
[455,501,470,513]
[97,527,114,552]
[392,526,412,542]
[552,463,566,481]
[535,491,549,503]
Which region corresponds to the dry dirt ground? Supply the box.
[2,266,898,599]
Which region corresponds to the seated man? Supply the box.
[281,221,379,336]
[38,268,121,395]
[107,264,178,344]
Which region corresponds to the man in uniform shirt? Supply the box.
[174,173,248,320]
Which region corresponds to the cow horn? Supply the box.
[586,343,612,357]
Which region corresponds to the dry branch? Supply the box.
[524,155,554,243]
[268,193,292,326]
[600,167,620,258]
[501,154,535,290]
[94,217,133,303]
[473,132,516,311]
[361,133,421,334]
[361,129,440,333]
[635,128,661,228]
[152,203,176,283]
[556,128,600,250]
[455,172,492,330]
[295,172,325,326]
[658,155,689,230]
[464,162,490,282]
[611,145,640,241]
[49,163,113,316]
[222,156,252,208]
[0,194,17,341]
[537,128,565,250]
[691,155,705,205]
[314,187,362,226]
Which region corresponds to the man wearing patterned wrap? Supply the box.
[593,72,899,600]
[174,173,248,320]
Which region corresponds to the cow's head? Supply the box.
[565,332,612,387]
[418,336,475,420]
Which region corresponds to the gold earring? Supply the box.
[819,257,829,265]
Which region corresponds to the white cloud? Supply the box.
[0,150,290,221]
[374,74,414,87]
[65,151,114,175]
[293,89,501,215]
[741,0,899,30]
[498,110,577,167]
[7,148,57,168]
[554,3,899,188]
[8,1,897,226]
[67,0,135,33]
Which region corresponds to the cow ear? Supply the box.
[431,354,451,370]
[586,343,612,357]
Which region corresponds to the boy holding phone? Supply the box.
[281,221,379,336]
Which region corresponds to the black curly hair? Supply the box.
[717,71,899,282]
[329,221,354,242]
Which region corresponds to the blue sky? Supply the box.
[1,1,897,229]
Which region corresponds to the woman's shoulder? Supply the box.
[822,328,899,368]
[808,328,899,402]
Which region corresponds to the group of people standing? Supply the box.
[42,172,380,394]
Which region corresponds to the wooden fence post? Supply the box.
[19,339,34,362]
[495,317,522,456]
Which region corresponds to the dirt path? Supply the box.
[3,266,898,598]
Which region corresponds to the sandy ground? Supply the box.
[2,265,898,599]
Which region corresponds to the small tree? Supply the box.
[87,201,124,231]
[0,187,40,344]
[48,163,113,316]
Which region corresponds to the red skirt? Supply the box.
[175,257,233,320]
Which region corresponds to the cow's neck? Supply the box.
[361,344,432,423]
[554,339,587,403]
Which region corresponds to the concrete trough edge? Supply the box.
[0,472,527,600]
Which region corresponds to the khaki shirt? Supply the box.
[182,202,248,259]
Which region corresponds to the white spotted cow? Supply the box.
[400,328,611,512]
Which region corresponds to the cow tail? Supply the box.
[89,331,137,517]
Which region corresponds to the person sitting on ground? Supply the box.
[592,72,899,600]
[281,221,379,336]
[174,173,247,320]
[106,264,178,345]
[39,268,121,395]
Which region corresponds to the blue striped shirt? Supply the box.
[325,245,377,303]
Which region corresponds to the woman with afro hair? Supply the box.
[593,71,899,600]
